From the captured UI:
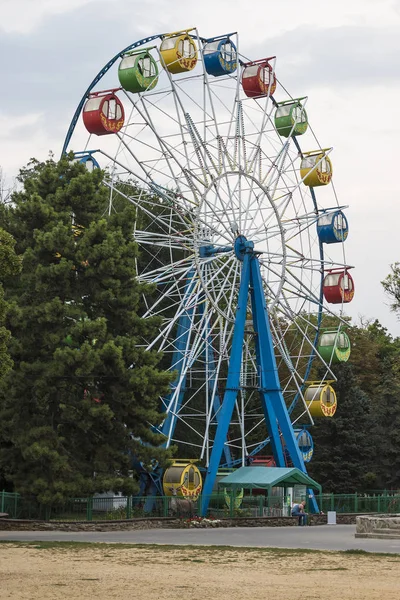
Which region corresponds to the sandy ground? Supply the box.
[1,543,400,600]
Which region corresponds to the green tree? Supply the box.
[0,157,172,504]
[306,319,400,492]
[307,362,374,493]
[382,263,400,315]
[373,357,400,489]
[0,228,21,382]
[0,225,21,491]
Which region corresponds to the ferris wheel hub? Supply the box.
[234,235,253,261]
[199,243,233,258]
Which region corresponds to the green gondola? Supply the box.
[118,49,158,93]
[318,329,351,364]
[274,97,308,138]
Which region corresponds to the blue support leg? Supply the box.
[200,248,252,516]
[250,283,286,467]
[250,257,306,470]
[201,304,233,467]
[250,258,320,512]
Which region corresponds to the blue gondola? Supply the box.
[74,151,100,171]
[317,209,348,244]
[203,35,237,77]
[294,428,314,463]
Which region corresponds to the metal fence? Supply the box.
[0,491,20,518]
[2,490,400,521]
[314,493,400,515]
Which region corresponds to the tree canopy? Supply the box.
[308,319,400,492]
[0,157,172,504]
[382,263,400,316]
[0,228,21,382]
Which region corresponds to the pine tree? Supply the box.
[0,227,21,490]
[307,362,374,493]
[364,321,400,489]
[0,157,172,504]
[382,263,400,314]
[0,228,21,378]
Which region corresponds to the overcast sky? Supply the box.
[1,0,400,335]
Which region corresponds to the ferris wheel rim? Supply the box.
[62,28,355,465]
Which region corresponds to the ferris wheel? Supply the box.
[63,28,354,514]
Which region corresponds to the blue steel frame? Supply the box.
[200,238,319,516]
[157,268,197,445]
[157,268,233,466]
[201,301,233,467]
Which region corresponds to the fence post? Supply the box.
[126,496,132,519]
[259,495,263,517]
[330,493,334,511]
[354,493,358,513]
[163,494,169,517]
[0,490,4,513]
[229,489,234,518]
[377,495,381,513]
[86,497,93,522]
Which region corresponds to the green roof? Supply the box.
[218,467,321,492]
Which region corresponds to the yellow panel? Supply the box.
[306,384,337,417]
[300,154,333,187]
[160,34,198,74]
[163,461,202,496]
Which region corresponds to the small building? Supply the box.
[218,466,321,516]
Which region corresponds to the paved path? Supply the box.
[1,525,400,553]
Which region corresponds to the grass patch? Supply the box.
[306,567,349,571]
[0,540,399,558]
[188,558,205,563]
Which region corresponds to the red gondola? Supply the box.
[242,57,276,98]
[323,270,355,304]
[82,89,125,136]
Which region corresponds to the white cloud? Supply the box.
[0,112,42,137]
[0,0,94,33]
[2,0,399,36]
[0,111,59,181]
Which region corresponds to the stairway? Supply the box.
[355,516,400,539]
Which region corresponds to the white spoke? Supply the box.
[66,29,351,472]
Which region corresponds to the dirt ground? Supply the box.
[1,543,400,600]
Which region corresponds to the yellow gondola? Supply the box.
[162,459,202,499]
[160,30,198,74]
[304,382,337,417]
[300,149,332,187]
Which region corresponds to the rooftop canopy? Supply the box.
[218,467,321,493]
